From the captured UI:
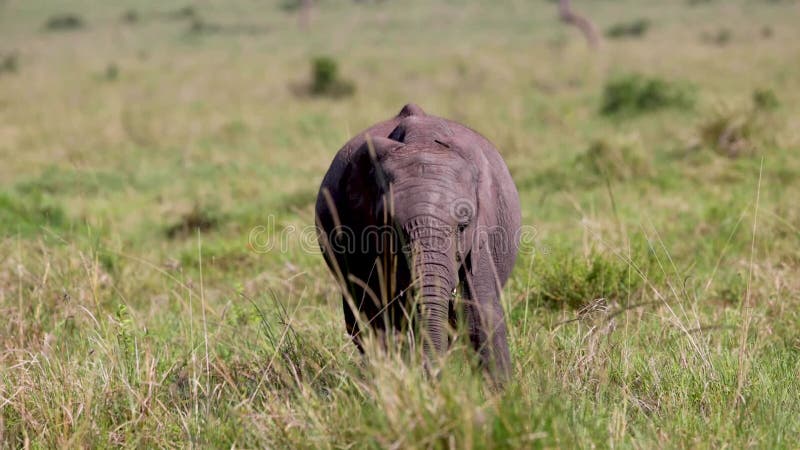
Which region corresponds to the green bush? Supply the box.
[600,74,694,116]
[697,104,777,158]
[120,9,139,24]
[281,0,308,12]
[165,204,222,239]
[166,5,197,20]
[605,18,650,39]
[105,63,119,81]
[695,88,780,158]
[575,134,652,182]
[312,57,338,92]
[44,14,85,31]
[187,17,222,35]
[702,28,732,45]
[309,56,355,98]
[526,245,657,310]
[753,88,779,110]
[0,52,17,75]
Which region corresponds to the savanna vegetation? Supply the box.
[1,0,799,447]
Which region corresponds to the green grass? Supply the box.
[1,0,800,447]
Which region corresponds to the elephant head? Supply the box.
[345,125,484,358]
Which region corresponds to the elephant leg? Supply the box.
[343,258,396,353]
[338,262,375,354]
[342,294,365,353]
[461,250,512,385]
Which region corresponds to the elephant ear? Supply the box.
[344,136,404,222]
[452,138,500,284]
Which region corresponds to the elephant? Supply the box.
[315,104,521,383]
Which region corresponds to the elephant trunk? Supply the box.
[405,217,457,358]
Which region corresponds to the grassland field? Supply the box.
[1,0,800,447]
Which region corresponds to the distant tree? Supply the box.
[558,0,600,48]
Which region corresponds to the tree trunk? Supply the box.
[558,0,600,48]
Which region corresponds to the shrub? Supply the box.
[695,88,780,158]
[44,14,85,31]
[121,9,139,24]
[309,56,355,98]
[105,63,119,81]
[187,17,221,34]
[0,52,17,75]
[702,28,732,45]
[699,112,751,158]
[185,18,267,36]
[281,0,318,12]
[167,6,197,20]
[575,134,652,182]
[165,204,222,239]
[698,108,760,158]
[312,57,337,92]
[699,109,768,158]
[525,245,656,310]
[605,18,650,39]
[600,74,694,116]
[753,88,779,110]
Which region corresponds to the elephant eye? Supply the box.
[451,200,474,231]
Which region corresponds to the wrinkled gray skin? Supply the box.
[315,104,521,384]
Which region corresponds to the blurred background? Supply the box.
[1,0,799,447]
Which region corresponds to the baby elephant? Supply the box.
[315,104,521,383]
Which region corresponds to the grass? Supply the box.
[1,0,800,447]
